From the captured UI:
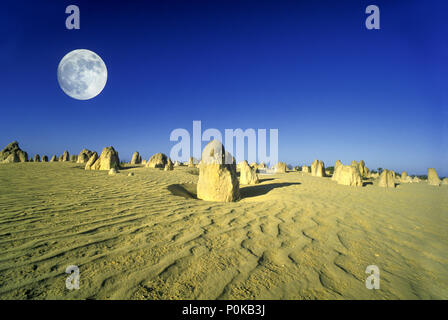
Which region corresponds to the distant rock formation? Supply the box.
[70,155,77,162]
[332,160,343,181]
[390,171,396,180]
[311,160,326,177]
[275,162,287,173]
[370,172,379,178]
[258,162,266,169]
[50,155,58,162]
[84,152,98,170]
[188,157,195,168]
[34,154,41,162]
[77,149,94,164]
[89,147,120,171]
[142,159,147,165]
[61,151,70,162]
[311,160,318,175]
[358,160,368,177]
[42,155,48,162]
[197,140,239,202]
[146,153,168,168]
[0,141,28,163]
[250,162,259,172]
[442,178,448,185]
[427,168,441,186]
[2,153,19,163]
[130,152,142,165]
[378,169,395,188]
[412,176,420,183]
[174,161,180,167]
[239,160,259,185]
[334,165,363,186]
[302,166,310,173]
[335,160,342,171]
[164,158,174,171]
[401,171,409,183]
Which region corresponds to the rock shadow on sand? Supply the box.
[167,183,198,199]
[240,182,301,199]
[168,182,300,200]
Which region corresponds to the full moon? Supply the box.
[57,49,107,100]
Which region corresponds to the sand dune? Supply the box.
[0,163,447,299]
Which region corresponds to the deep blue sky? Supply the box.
[1,0,447,175]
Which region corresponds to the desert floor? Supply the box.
[0,162,447,299]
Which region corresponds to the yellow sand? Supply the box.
[0,162,447,299]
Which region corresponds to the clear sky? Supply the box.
[1,0,447,176]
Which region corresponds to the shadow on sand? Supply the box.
[167,181,300,200]
[167,183,198,199]
[118,165,142,171]
[240,182,301,198]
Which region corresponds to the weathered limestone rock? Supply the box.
[130,152,142,165]
[77,149,94,164]
[275,162,287,173]
[412,176,420,183]
[370,172,379,178]
[2,153,19,163]
[401,171,409,183]
[358,160,367,177]
[335,160,342,171]
[0,141,28,163]
[442,178,448,185]
[390,171,396,180]
[70,155,77,162]
[174,161,180,167]
[42,155,48,162]
[428,168,441,186]
[90,147,120,171]
[34,154,41,162]
[311,160,326,177]
[197,140,240,202]
[378,169,395,188]
[258,162,266,169]
[302,166,310,173]
[188,157,195,167]
[61,151,70,162]
[334,165,363,186]
[50,155,58,162]
[108,168,118,175]
[146,153,168,168]
[332,160,343,181]
[250,162,258,168]
[311,160,318,175]
[84,152,98,170]
[164,158,174,171]
[364,167,371,178]
[239,160,259,185]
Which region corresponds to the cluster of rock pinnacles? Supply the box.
[1,140,446,202]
